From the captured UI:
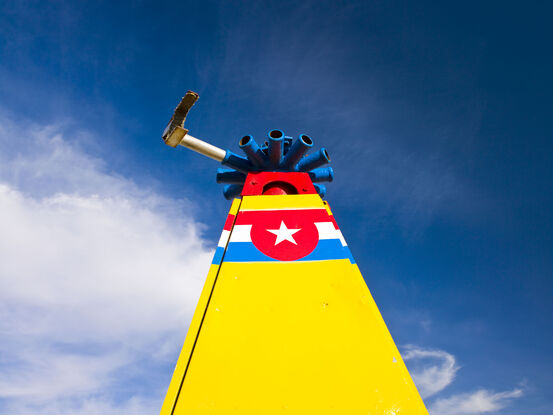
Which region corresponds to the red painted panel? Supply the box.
[223,214,236,231]
[241,172,316,196]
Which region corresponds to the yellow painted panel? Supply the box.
[162,194,427,414]
[160,198,242,415]
[229,198,241,215]
[323,200,333,216]
[159,264,221,415]
[173,260,428,414]
[240,194,323,210]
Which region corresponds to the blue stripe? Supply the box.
[211,246,225,265]
[223,239,355,263]
[345,246,356,264]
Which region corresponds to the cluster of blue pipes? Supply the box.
[216,129,333,199]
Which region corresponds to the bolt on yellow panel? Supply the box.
[161,195,428,415]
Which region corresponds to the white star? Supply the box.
[266,221,301,245]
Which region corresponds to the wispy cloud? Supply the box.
[403,345,524,415]
[0,114,213,413]
[429,388,524,415]
[402,344,459,398]
[0,395,161,415]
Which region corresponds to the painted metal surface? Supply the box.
[241,172,316,196]
[160,194,428,415]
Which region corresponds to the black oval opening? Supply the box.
[300,134,313,145]
[239,135,251,146]
[269,130,283,139]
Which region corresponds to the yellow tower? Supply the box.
[159,92,428,414]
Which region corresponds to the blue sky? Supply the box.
[0,1,551,414]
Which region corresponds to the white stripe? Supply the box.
[217,229,231,247]
[315,222,338,239]
[230,224,253,242]
[229,222,347,245]
[337,230,347,247]
[315,222,347,246]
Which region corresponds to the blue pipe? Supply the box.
[280,134,313,170]
[239,135,267,168]
[222,150,254,173]
[223,184,243,200]
[216,168,247,184]
[296,147,330,172]
[313,184,326,198]
[283,137,293,155]
[308,167,334,183]
[267,129,284,168]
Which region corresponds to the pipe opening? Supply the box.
[239,135,251,146]
[323,149,330,161]
[269,130,283,139]
[262,181,298,195]
[299,134,313,145]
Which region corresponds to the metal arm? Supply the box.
[161,91,333,198]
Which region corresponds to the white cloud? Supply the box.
[429,388,523,415]
[0,115,214,413]
[0,395,161,415]
[0,114,525,415]
[403,345,524,415]
[402,345,460,398]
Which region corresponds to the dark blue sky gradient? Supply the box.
[1,1,552,413]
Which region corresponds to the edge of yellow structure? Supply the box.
[160,195,428,414]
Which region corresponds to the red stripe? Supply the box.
[235,208,331,225]
[223,214,236,231]
[329,215,340,230]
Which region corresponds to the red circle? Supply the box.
[248,211,319,261]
